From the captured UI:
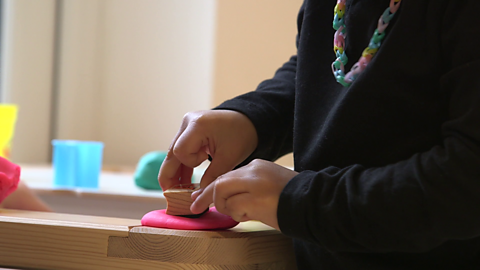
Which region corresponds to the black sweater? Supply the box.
[216,0,480,269]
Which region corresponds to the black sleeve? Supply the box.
[214,3,305,164]
[277,1,480,253]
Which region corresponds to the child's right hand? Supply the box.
[158,110,258,192]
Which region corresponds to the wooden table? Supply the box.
[0,209,296,269]
[8,164,297,269]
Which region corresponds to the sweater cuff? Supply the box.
[277,170,317,240]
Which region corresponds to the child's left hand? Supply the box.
[190,159,298,230]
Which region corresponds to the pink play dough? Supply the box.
[0,156,20,203]
[141,207,239,230]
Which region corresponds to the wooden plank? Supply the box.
[0,209,140,270]
[108,222,296,267]
[0,210,296,269]
[0,208,139,231]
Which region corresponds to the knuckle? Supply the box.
[172,146,193,166]
[182,111,202,127]
[211,177,221,191]
[213,197,223,211]
[181,112,192,127]
[248,159,263,170]
[172,144,184,159]
[190,110,212,126]
[250,159,261,165]
[182,111,195,121]
[166,148,176,160]
[215,174,225,183]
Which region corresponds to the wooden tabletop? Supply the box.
[0,209,296,269]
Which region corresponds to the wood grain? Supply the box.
[164,183,200,216]
[0,209,296,269]
[108,223,296,267]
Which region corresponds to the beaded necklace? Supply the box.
[331,0,402,87]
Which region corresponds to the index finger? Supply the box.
[158,115,190,190]
[191,169,249,214]
[158,151,185,190]
[190,178,215,214]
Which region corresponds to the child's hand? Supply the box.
[158,110,258,191]
[191,159,298,230]
[0,181,51,212]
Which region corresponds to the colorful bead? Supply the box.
[333,14,345,30]
[333,0,347,31]
[334,46,343,54]
[334,26,346,54]
[344,55,372,83]
[336,51,348,65]
[371,29,385,45]
[358,56,372,66]
[337,77,351,87]
[362,47,379,58]
[334,2,346,18]
[331,0,401,87]
[382,8,396,24]
[390,0,401,13]
[377,16,389,33]
[334,69,351,87]
[332,59,344,71]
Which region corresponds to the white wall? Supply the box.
[3,0,299,167]
[97,0,216,165]
[53,0,104,144]
[213,0,302,167]
[4,0,217,166]
[1,0,56,163]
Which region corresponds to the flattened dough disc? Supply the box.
[141,207,239,230]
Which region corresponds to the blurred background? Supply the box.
[1,0,302,169]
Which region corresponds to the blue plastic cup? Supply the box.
[51,140,104,189]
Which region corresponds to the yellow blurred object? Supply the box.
[0,104,18,159]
